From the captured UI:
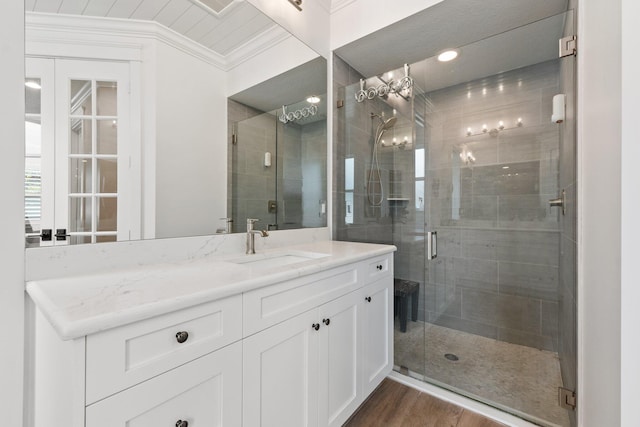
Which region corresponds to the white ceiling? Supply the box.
[336,0,570,92]
[26,0,278,57]
[230,56,327,112]
[27,0,572,107]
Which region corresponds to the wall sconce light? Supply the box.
[465,118,524,137]
[288,0,302,11]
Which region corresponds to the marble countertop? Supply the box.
[26,241,396,341]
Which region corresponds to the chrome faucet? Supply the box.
[246,218,269,254]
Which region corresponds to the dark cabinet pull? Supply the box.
[175,331,189,343]
[365,296,372,302]
[376,265,383,270]
[176,421,189,427]
[312,323,320,331]
[322,318,330,326]
[55,228,71,241]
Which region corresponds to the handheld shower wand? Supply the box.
[367,113,397,206]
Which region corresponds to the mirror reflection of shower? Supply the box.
[367,112,397,206]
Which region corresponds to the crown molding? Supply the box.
[25,12,289,71]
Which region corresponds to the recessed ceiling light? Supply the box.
[307,95,320,104]
[437,49,459,62]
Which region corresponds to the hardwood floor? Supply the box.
[344,379,508,427]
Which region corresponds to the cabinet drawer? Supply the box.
[243,264,360,336]
[86,341,242,427]
[365,255,392,281]
[86,295,242,404]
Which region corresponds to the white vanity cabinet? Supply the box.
[28,243,395,427]
[242,254,393,427]
[31,294,244,427]
[85,341,242,427]
[361,275,393,397]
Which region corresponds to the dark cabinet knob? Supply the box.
[376,265,383,270]
[312,323,320,331]
[365,296,372,302]
[175,331,189,343]
[176,421,188,427]
[322,318,330,326]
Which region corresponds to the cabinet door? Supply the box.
[243,309,320,427]
[361,276,393,396]
[85,341,242,427]
[318,291,362,427]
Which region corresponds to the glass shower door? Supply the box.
[231,112,278,232]
[335,10,576,426]
[419,13,576,426]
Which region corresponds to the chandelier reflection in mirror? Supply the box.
[278,104,318,124]
[355,63,414,103]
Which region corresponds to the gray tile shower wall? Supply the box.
[228,100,274,232]
[334,54,564,353]
[228,103,277,232]
[228,99,325,232]
[423,60,562,352]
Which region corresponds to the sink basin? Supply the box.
[226,251,329,269]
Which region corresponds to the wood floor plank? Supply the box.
[456,410,508,427]
[345,379,421,426]
[344,379,508,427]
[407,390,464,427]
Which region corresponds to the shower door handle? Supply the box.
[427,231,437,260]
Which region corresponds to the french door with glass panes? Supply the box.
[25,58,136,247]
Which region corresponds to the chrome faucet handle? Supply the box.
[219,218,233,234]
[246,218,260,232]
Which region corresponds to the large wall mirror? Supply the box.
[227,57,327,233]
[24,0,327,248]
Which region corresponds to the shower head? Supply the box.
[371,113,398,131]
[382,116,397,130]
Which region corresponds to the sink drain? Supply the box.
[444,353,459,361]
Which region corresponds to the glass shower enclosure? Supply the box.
[228,97,327,233]
[334,10,576,427]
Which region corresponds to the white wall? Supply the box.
[620,0,640,424]
[330,0,444,50]
[578,0,625,425]
[154,42,228,238]
[226,34,319,97]
[248,0,330,58]
[0,1,25,426]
